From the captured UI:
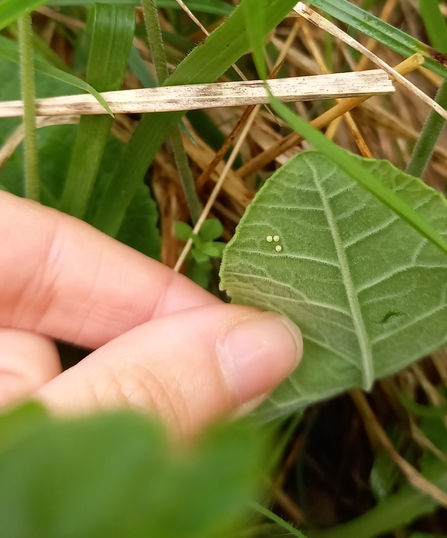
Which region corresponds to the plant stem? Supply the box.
[406,81,447,179]
[141,0,202,223]
[18,14,39,201]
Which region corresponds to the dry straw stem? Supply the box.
[351,389,447,509]
[195,20,300,193]
[293,3,447,121]
[0,71,394,119]
[0,116,79,171]
[237,54,424,178]
[174,104,261,272]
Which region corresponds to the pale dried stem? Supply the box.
[237,54,423,178]
[0,72,393,118]
[300,19,372,157]
[0,116,79,171]
[174,105,261,272]
[195,20,300,192]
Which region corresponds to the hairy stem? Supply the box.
[18,14,39,201]
[141,0,202,223]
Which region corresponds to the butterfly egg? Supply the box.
[266,235,273,242]
[275,245,282,252]
[273,235,280,242]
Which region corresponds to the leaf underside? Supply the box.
[220,151,447,421]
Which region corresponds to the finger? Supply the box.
[0,329,61,406]
[37,304,302,436]
[0,192,218,349]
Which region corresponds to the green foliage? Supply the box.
[0,57,161,260]
[0,34,112,114]
[59,4,135,219]
[91,0,298,238]
[48,0,234,15]
[175,219,225,288]
[221,152,447,419]
[307,0,447,80]
[0,403,267,538]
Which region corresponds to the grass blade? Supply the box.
[407,1,447,178]
[0,0,232,29]
[91,0,298,237]
[49,0,234,15]
[0,35,112,114]
[243,0,267,79]
[306,0,447,80]
[59,4,135,219]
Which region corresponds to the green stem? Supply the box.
[18,14,39,201]
[406,81,447,179]
[141,0,202,223]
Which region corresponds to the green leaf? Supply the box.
[192,248,210,264]
[59,4,135,219]
[242,0,267,79]
[419,0,447,53]
[220,151,447,420]
[175,221,194,242]
[0,0,232,27]
[200,219,223,241]
[200,241,222,258]
[0,404,267,538]
[187,257,213,289]
[91,0,298,238]
[84,137,162,260]
[269,96,447,259]
[0,35,112,114]
[48,0,234,16]
[306,0,447,80]
[116,184,161,260]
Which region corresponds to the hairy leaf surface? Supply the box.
[220,152,447,420]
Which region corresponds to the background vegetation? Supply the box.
[1,0,447,537]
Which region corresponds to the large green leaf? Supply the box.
[220,151,447,420]
[0,403,266,538]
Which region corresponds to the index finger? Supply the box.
[0,192,218,349]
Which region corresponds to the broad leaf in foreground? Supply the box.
[220,151,447,420]
[0,403,266,538]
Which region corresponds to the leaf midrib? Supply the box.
[313,168,374,389]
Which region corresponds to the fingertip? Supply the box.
[216,312,302,404]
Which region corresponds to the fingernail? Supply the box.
[217,313,302,403]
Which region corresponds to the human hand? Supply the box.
[0,192,302,436]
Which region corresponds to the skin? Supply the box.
[0,192,302,437]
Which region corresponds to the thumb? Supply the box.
[37,304,302,436]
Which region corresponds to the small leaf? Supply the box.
[200,242,222,258]
[192,249,210,264]
[175,221,194,242]
[220,151,447,420]
[200,219,224,241]
[187,258,213,289]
